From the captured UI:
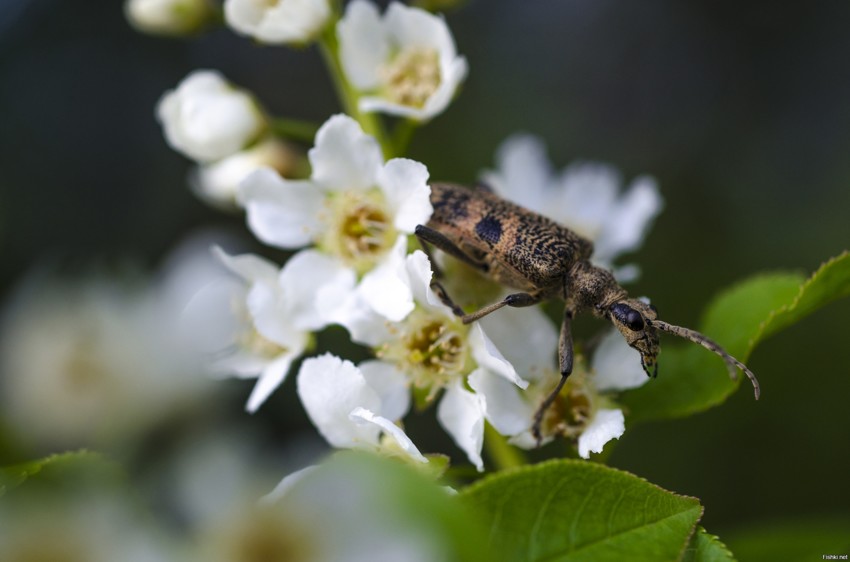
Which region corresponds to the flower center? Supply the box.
[323,189,396,274]
[380,48,441,108]
[540,373,594,439]
[379,310,470,396]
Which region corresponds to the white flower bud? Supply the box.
[190,137,302,210]
[156,70,266,163]
[224,0,332,45]
[125,0,215,36]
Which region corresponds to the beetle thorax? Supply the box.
[566,260,627,313]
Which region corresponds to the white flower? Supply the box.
[0,271,213,451]
[183,247,341,412]
[224,0,331,45]
[338,0,468,121]
[331,250,526,471]
[125,0,214,36]
[190,137,301,210]
[482,134,663,281]
[476,307,648,459]
[156,70,266,163]
[297,353,426,463]
[239,114,432,325]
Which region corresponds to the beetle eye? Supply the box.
[625,309,644,331]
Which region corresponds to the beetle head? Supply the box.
[608,299,660,378]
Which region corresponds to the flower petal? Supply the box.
[405,250,454,315]
[483,134,553,213]
[469,324,528,389]
[238,168,324,249]
[377,158,432,233]
[356,235,415,322]
[337,0,388,89]
[181,277,245,355]
[279,249,351,331]
[468,368,533,437]
[225,0,331,44]
[309,114,382,192]
[577,408,625,459]
[358,360,410,422]
[437,382,486,471]
[593,175,663,264]
[260,465,319,505]
[246,350,299,413]
[590,329,649,392]
[349,407,427,463]
[296,354,382,449]
[212,245,279,286]
[479,305,557,381]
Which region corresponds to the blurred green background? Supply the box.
[1,0,848,539]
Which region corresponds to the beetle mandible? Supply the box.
[415,182,760,443]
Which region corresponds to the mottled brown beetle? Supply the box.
[415,183,760,443]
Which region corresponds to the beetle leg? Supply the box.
[460,292,542,324]
[532,306,575,445]
[414,225,489,273]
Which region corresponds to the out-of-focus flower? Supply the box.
[338,0,468,121]
[125,0,216,36]
[482,134,663,281]
[184,247,341,412]
[297,353,427,464]
[333,251,527,471]
[476,306,649,458]
[190,137,303,210]
[239,114,432,324]
[224,0,331,45]
[0,271,212,452]
[157,70,266,163]
[199,455,449,562]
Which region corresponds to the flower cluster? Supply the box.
[142,0,663,475]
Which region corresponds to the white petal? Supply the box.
[469,324,528,389]
[437,382,486,471]
[593,176,663,263]
[260,465,318,505]
[246,350,300,413]
[590,329,649,392]
[156,70,264,162]
[279,250,351,331]
[315,273,393,347]
[577,408,625,459]
[468,368,533,436]
[349,407,427,463]
[479,305,557,382]
[385,3,456,58]
[337,0,388,89]
[377,158,432,233]
[482,134,553,213]
[245,278,309,350]
[356,235,414,322]
[238,168,324,249]
[212,245,279,285]
[297,354,382,448]
[225,0,331,44]
[181,277,245,355]
[309,114,382,192]
[405,250,454,315]
[509,430,554,450]
[358,360,410,422]
[420,56,468,119]
[553,162,620,239]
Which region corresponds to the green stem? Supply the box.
[484,422,527,471]
[391,118,419,156]
[317,26,393,157]
[270,118,320,143]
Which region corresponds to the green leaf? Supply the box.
[681,527,736,562]
[723,516,850,562]
[0,450,119,499]
[622,251,850,421]
[459,459,703,562]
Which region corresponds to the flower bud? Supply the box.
[125,0,216,36]
[224,0,332,45]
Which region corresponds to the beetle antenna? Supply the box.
[650,320,760,399]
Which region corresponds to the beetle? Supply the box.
[415,182,760,443]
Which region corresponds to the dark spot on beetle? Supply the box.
[475,215,503,245]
